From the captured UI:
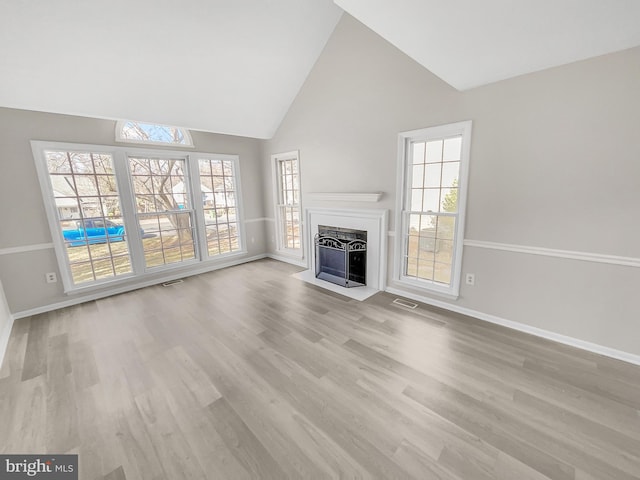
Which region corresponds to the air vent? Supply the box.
[162,279,184,287]
[392,298,418,309]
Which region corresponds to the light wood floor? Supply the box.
[1,259,639,479]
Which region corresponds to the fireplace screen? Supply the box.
[315,226,367,288]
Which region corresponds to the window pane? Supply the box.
[411,164,424,188]
[411,189,423,211]
[406,256,418,277]
[441,162,459,189]
[441,188,458,212]
[425,140,443,163]
[70,262,95,284]
[436,239,454,265]
[46,152,72,173]
[412,142,425,164]
[420,214,437,233]
[417,258,435,281]
[436,216,455,240]
[422,189,440,212]
[424,163,442,188]
[409,214,420,234]
[434,262,452,284]
[443,136,462,161]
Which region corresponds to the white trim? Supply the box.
[12,254,267,320]
[271,151,304,259]
[307,192,383,202]
[0,243,54,256]
[464,239,640,268]
[385,286,640,366]
[305,207,388,292]
[267,253,308,268]
[115,120,194,148]
[0,314,15,372]
[394,120,472,298]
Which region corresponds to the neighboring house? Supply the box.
[50,175,103,220]
[172,181,224,209]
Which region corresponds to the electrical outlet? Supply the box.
[465,273,475,286]
[45,272,57,283]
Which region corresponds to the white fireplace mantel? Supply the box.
[307,192,383,203]
[294,207,388,301]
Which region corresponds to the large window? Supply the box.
[396,121,471,297]
[32,142,245,292]
[272,151,302,257]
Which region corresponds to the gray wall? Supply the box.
[0,108,267,313]
[263,15,640,356]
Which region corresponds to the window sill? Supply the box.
[64,250,248,295]
[396,276,460,301]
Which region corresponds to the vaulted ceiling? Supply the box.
[1,0,638,139]
[335,0,640,90]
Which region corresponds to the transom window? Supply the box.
[32,141,244,292]
[272,151,302,257]
[396,121,471,297]
[116,120,193,147]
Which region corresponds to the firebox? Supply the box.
[314,225,367,288]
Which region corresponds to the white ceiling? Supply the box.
[335,0,640,90]
[1,1,639,139]
[0,0,342,139]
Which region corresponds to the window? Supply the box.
[32,141,245,292]
[129,157,196,268]
[272,151,302,256]
[116,120,193,147]
[396,121,471,297]
[44,151,133,284]
[197,158,241,257]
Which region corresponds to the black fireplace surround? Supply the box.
[315,225,367,288]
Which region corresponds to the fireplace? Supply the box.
[315,226,367,288]
[294,208,387,301]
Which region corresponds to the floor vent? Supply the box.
[162,279,184,287]
[392,298,418,309]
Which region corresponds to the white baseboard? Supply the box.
[385,286,640,367]
[266,253,308,268]
[0,314,15,371]
[13,254,268,320]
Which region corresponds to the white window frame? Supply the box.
[271,150,303,259]
[115,120,194,148]
[394,120,472,298]
[32,141,246,294]
[191,153,246,260]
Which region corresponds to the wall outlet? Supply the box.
[45,272,57,283]
[465,273,475,286]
